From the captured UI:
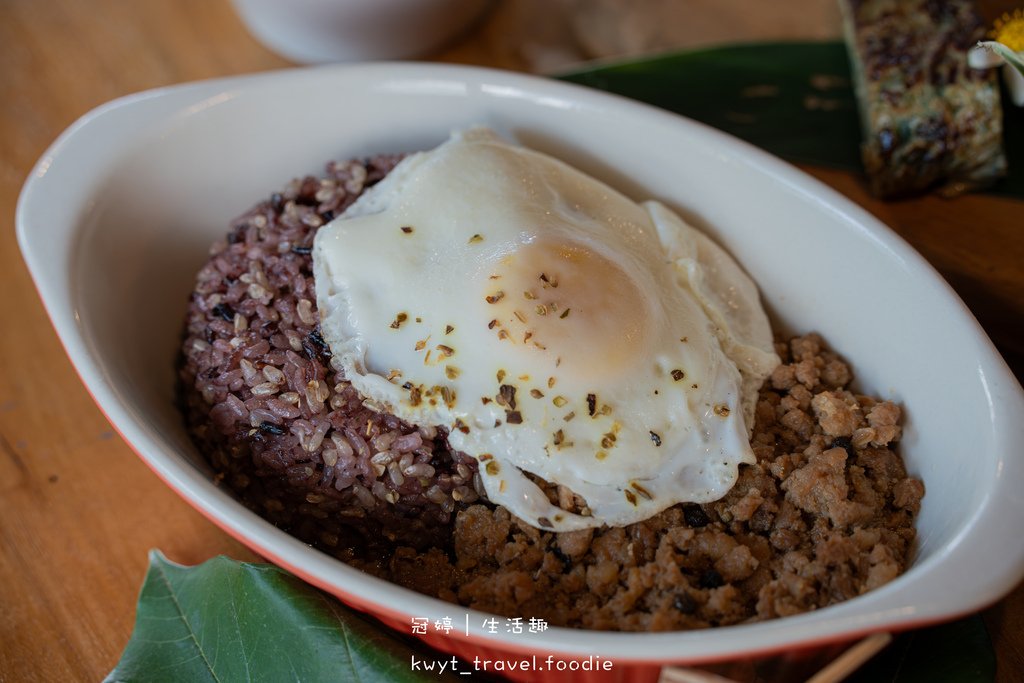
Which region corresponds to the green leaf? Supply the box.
[845,616,995,683]
[557,41,1024,199]
[105,551,463,683]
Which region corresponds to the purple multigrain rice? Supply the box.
[178,155,484,553]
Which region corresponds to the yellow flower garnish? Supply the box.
[993,8,1024,52]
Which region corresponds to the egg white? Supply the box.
[313,128,778,531]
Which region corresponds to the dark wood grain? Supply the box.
[0,2,1020,682]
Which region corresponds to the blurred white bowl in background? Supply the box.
[230,0,491,62]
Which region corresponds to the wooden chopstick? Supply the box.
[658,632,893,683]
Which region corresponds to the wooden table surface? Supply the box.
[1,1,1021,681]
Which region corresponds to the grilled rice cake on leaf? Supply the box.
[839,0,1006,198]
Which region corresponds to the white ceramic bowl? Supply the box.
[17,64,1024,682]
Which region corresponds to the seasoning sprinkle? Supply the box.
[485,291,505,304]
[469,233,483,244]
[488,319,498,329]
[497,369,506,382]
[650,431,662,447]
[714,404,731,417]
[436,344,454,357]
[390,312,408,329]
[548,377,556,388]
[535,305,548,316]
[524,291,536,300]
[624,489,638,505]
[445,366,460,379]
[485,461,501,476]
[514,310,527,323]
[553,429,565,446]
[596,450,607,461]
[414,338,428,351]
[671,369,685,381]
[564,411,576,422]
[445,324,454,335]
[400,226,414,234]
[631,482,653,500]
[530,389,544,399]
[552,395,567,407]
[537,517,554,529]
[498,384,517,409]
[506,410,523,424]
[587,393,597,417]
[560,308,570,319]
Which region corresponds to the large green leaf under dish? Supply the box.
[559,41,1024,199]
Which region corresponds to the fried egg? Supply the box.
[313,128,778,531]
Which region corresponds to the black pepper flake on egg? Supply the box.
[713,404,731,418]
[506,410,523,424]
[445,325,454,335]
[671,369,685,382]
[650,431,662,447]
[587,393,597,417]
[437,344,454,357]
[469,233,483,244]
[683,503,711,528]
[211,303,235,321]
[537,516,554,529]
[400,226,414,234]
[560,308,570,319]
[624,489,638,505]
[486,291,505,304]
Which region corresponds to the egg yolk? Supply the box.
[485,239,650,378]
